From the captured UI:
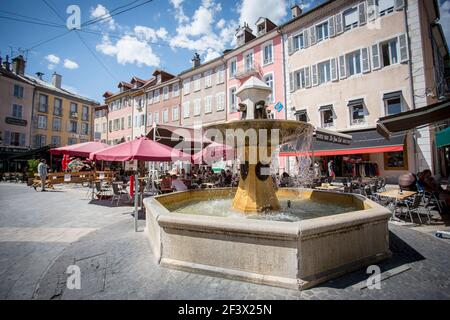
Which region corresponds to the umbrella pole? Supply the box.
[134,171,139,232]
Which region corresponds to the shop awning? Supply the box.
[436,126,450,148]
[319,105,333,111]
[377,99,450,138]
[294,109,307,115]
[347,99,364,107]
[279,129,405,157]
[383,91,403,100]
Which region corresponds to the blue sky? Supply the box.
[0,0,448,103]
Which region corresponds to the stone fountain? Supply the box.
[144,77,391,290]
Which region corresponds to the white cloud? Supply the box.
[441,0,450,46]
[45,54,60,64]
[134,26,168,42]
[47,64,56,70]
[90,4,117,31]
[63,59,79,69]
[170,0,188,23]
[96,35,160,67]
[238,0,288,28]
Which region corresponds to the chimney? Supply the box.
[191,53,201,68]
[291,4,302,19]
[12,55,26,76]
[2,55,10,71]
[36,72,44,80]
[52,72,62,89]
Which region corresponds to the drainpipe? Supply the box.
[30,85,36,150]
[279,27,289,173]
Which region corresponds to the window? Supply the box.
[153,89,160,102]
[172,106,179,121]
[295,111,308,122]
[229,58,237,78]
[318,60,331,84]
[343,7,359,30]
[70,103,78,118]
[205,70,212,88]
[52,118,61,131]
[81,123,89,135]
[346,50,362,76]
[53,98,62,116]
[37,115,47,129]
[385,97,402,115]
[384,150,408,170]
[68,138,77,145]
[183,79,190,95]
[205,96,212,114]
[102,123,107,133]
[244,51,254,71]
[134,115,139,128]
[229,87,237,112]
[147,112,153,126]
[183,102,190,118]
[263,42,273,65]
[350,104,365,125]
[173,83,179,97]
[4,132,26,146]
[320,107,334,128]
[216,93,225,111]
[35,135,47,148]
[194,75,201,91]
[216,66,225,84]
[12,104,23,119]
[378,0,395,16]
[194,99,201,116]
[293,33,304,51]
[163,86,169,100]
[316,21,329,42]
[140,114,145,127]
[295,69,306,89]
[109,120,112,133]
[128,115,132,128]
[51,136,61,147]
[39,94,48,113]
[147,91,153,104]
[120,117,124,130]
[13,84,24,98]
[82,105,89,121]
[162,109,169,123]
[264,74,274,103]
[154,111,159,124]
[68,120,78,133]
[381,38,398,67]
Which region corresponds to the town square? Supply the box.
[0,0,450,305]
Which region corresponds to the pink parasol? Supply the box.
[89,137,191,162]
[51,141,109,158]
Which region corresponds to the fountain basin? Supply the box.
[144,189,391,290]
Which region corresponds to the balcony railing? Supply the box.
[351,118,367,126]
[235,62,261,80]
[322,122,334,129]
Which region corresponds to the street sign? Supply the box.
[274,102,283,112]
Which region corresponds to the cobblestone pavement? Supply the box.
[1,183,450,300]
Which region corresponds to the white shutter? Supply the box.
[395,0,405,10]
[339,55,347,79]
[289,73,294,92]
[335,12,343,34]
[309,26,316,45]
[312,64,318,86]
[359,2,367,25]
[305,66,311,88]
[331,58,338,81]
[371,43,381,70]
[367,0,378,22]
[288,36,294,55]
[328,16,335,37]
[399,34,409,63]
[362,47,371,73]
[303,29,310,47]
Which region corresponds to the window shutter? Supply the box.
[367,0,378,21]
[305,66,311,88]
[328,16,335,37]
[4,131,11,145]
[362,47,371,73]
[339,55,346,79]
[371,43,381,70]
[289,73,294,92]
[312,64,318,86]
[297,71,302,89]
[288,36,294,55]
[335,12,343,34]
[395,0,405,10]
[359,2,367,25]
[303,29,310,47]
[309,26,316,45]
[399,34,409,63]
[331,58,338,81]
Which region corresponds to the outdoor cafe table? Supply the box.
[376,190,417,221]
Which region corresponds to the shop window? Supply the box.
[384,148,408,170]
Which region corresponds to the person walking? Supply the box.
[37,159,48,192]
[314,161,321,178]
[327,159,335,182]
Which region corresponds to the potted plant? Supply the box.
[27,159,39,186]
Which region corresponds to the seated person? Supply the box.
[171,174,188,191]
[419,169,450,209]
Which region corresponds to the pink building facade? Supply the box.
[104,83,134,145]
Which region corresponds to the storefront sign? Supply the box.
[315,132,351,145]
[5,117,27,127]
